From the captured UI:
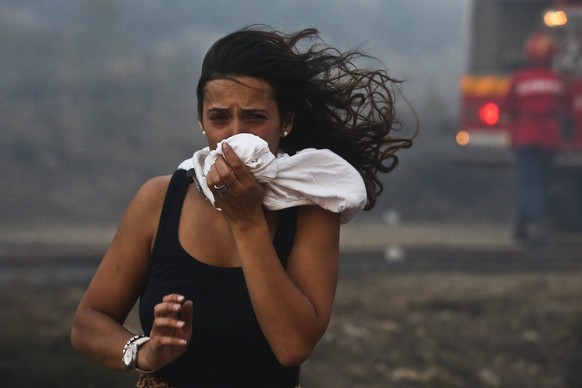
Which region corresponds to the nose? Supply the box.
[230,117,247,135]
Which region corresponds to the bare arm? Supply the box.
[235,206,340,366]
[71,176,193,371]
[208,143,341,366]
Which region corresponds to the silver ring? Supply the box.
[213,183,228,193]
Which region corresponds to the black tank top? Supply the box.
[139,169,300,387]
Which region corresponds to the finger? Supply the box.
[220,145,258,190]
[220,143,245,176]
[154,301,184,317]
[162,294,186,304]
[153,316,186,328]
[214,154,236,180]
[151,336,189,347]
[206,163,226,189]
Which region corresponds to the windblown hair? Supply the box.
[196,25,414,210]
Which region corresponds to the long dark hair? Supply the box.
[196,25,414,210]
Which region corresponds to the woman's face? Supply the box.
[201,76,292,153]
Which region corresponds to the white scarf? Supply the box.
[178,133,367,223]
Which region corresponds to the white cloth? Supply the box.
[177,133,367,223]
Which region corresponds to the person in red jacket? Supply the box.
[503,32,569,247]
[563,77,582,231]
[568,77,582,145]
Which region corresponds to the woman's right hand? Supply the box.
[139,294,194,371]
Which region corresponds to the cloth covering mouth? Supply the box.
[178,133,367,223]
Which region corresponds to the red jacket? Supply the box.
[568,78,582,145]
[503,66,568,150]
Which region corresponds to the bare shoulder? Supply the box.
[76,175,175,321]
[296,205,341,228]
[117,174,173,239]
[134,175,172,204]
[125,175,171,214]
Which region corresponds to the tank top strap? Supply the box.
[151,168,299,266]
[151,169,189,259]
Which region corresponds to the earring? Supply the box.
[282,131,288,138]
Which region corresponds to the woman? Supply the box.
[71,26,413,387]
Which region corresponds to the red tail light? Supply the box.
[479,102,500,126]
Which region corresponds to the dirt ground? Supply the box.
[302,268,582,388]
[2,258,582,387]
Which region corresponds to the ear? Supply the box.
[280,114,294,138]
[198,121,205,135]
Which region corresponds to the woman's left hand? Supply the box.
[206,142,265,221]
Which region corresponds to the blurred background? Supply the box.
[1,0,500,229]
[2,0,582,387]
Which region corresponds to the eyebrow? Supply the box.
[206,107,268,114]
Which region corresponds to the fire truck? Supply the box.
[457,0,582,230]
